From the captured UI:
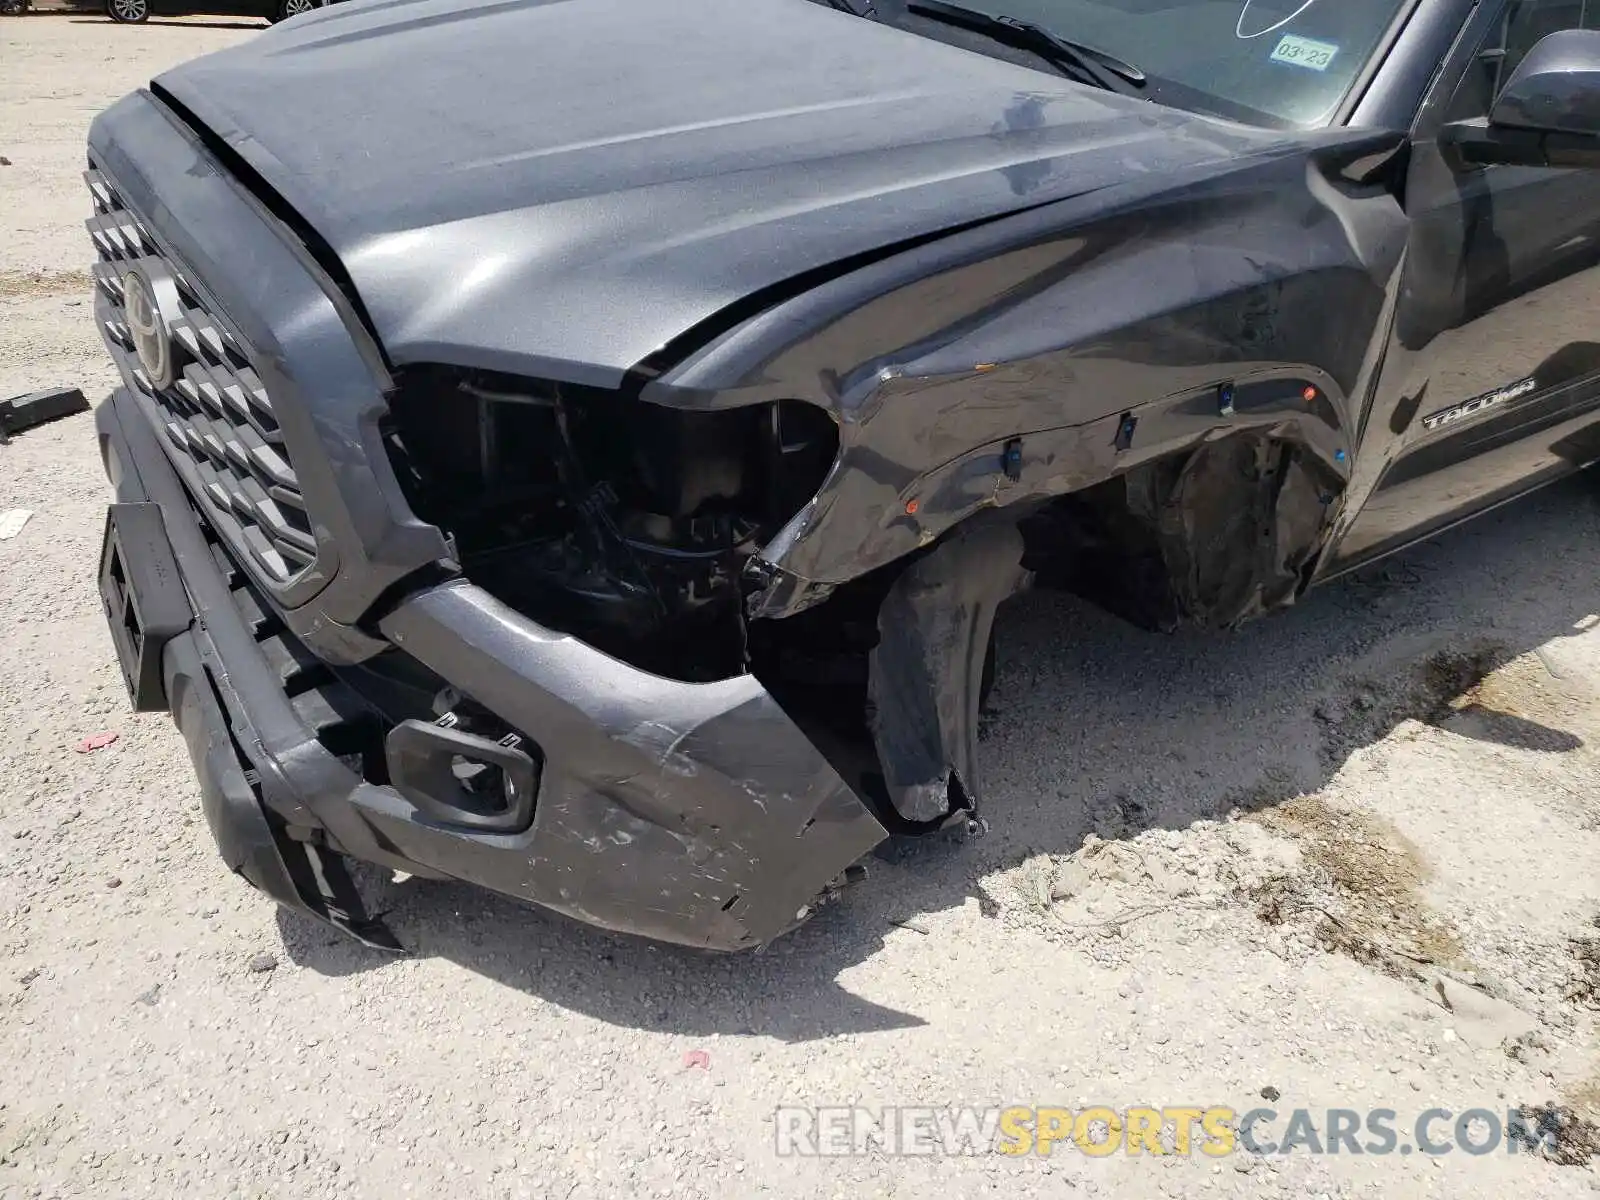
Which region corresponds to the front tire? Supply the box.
[105,0,149,21]
[273,0,317,20]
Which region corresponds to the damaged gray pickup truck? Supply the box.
[89,0,1600,951]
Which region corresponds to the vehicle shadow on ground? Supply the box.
[279,476,1600,1040]
[66,16,263,27]
[275,876,923,1040]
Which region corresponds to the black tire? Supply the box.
[0,0,28,16]
[105,0,148,20]
[273,0,318,20]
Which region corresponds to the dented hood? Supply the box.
[155,0,1278,385]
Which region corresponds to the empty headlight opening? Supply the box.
[380,366,840,683]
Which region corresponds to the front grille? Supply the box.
[86,164,317,586]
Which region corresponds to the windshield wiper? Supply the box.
[819,0,878,16]
[906,0,1146,93]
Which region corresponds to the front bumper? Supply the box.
[97,387,886,951]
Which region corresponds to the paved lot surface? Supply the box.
[3,12,1600,1200]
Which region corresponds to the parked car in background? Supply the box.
[105,0,322,24]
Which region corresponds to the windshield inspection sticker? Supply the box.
[1270,34,1340,71]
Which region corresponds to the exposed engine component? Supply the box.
[381,368,839,681]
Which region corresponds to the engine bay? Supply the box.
[380,367,840,683]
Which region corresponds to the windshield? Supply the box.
[891,0,1415,127]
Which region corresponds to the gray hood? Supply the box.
[156,0,1283,385]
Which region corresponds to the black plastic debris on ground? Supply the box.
[0,387,90,444]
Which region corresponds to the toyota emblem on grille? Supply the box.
[121,265,180,391]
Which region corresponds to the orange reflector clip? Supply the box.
[905,498,920,515]
[1303,386,1318,402]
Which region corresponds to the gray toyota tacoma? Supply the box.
[89,0,1600,950]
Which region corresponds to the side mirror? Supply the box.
[1493,28,1600,135]
[1443,29,1600,169]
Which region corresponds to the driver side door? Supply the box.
[1331,0,1600,567]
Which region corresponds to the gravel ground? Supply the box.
[4,13,1600,1200]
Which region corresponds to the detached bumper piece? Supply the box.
[94,394,407,953]
[100,503,191,711]
[96,387,887,952]
[0,386,89,443]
